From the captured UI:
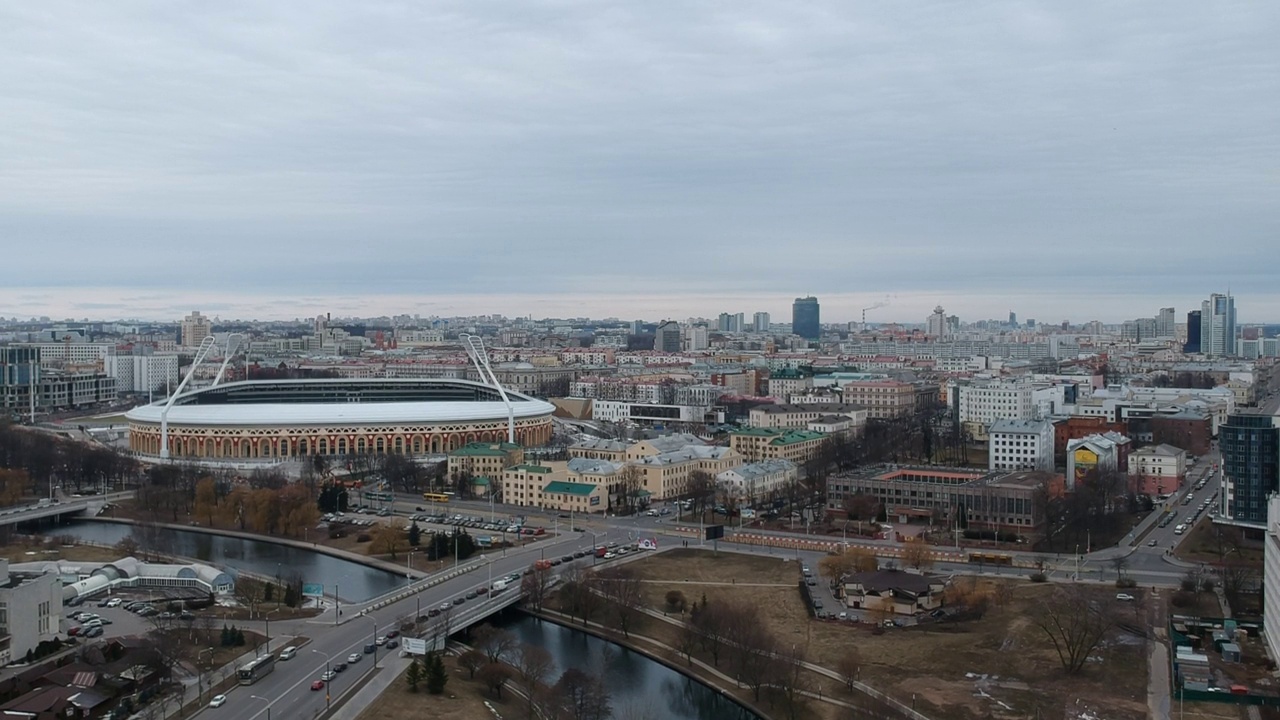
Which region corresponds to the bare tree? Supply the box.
[553,667,612,720]
[597,566,646,638]
[836,647,861,691]
[772,643,811,720]
[457,649,486,679]
[521,564,554,612]
[478,661,513,699]
[561,565,603,627]
[472,624,518,665]
[901,541,935,571]
[515,643,554,716]
[1033,586,1115,674]
[1109,554,1129,582]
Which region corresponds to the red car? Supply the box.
[311,680,325,691]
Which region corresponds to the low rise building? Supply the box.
[567,437,628,462]
[632,446,741,500]
[501,463,562,508]
[826,466,1058,538]
[540,481,607,514]
[447,442,525,480]
[748,403,867,431]
[841,569,945,615]
[840,380,923,420]
[729,428,829,465]
[1150,411,1213,456]
[1066,433,1127,490]
[716,459,798,504]
[1127,444,1187,496]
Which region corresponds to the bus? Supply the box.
[364,491,395,503]
[238,654,276,685]
[423,492,452,503]
[968,552,1014,566]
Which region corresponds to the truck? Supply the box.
[491,579,509,594]
[595,546,608,558]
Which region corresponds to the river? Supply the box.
[501,614,762,720]
[53,521,406,602]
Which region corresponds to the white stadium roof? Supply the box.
[126,399,556,427]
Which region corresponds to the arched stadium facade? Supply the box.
[125,378,555,460]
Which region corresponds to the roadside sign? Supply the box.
[302,583,325,598]
[403,637,428,656]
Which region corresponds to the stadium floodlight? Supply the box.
[460,334,515,444]
[159,335,218,459]
[212,333,244,387]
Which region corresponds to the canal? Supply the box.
[54,521,406,602]
[501,614,762,720]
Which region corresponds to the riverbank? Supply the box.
[81,516,430,580]
[523,607,779,720]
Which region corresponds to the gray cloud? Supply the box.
[0,2,1276,322]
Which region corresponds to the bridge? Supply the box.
[0,500,100,528]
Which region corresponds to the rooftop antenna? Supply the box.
[159,335,218,459]
[460,333,516,444]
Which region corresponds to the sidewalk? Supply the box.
[178,636,297,715]
[326,652,413,720]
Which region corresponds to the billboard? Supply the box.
[402,637,428,656]
[704,525,725,541]
[302,583,325,598]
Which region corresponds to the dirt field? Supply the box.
[622,549,1150,720]
[354,655,517,720]
[1176,517,1265,566]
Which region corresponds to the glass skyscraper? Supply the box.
[792,296,820,340]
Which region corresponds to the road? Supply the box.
[192,523,634,720]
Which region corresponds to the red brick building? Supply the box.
[1053,417,1128,463]
[1150,412,1213,456]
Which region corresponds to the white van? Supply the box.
[279,646,298,661]
[1174,525,1186,535]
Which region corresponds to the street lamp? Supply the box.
[261,608,280,657]
[197,647,214,701]
[249,694,272,720]
[371,618,379,668]
[312,649,333,713]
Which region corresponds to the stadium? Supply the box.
[124,378,556,460]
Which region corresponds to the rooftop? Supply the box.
[542,481,597,497]
[450,442,522,457]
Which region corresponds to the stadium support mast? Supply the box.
[159,335,218,459]
[460,334,516,444]
[212,334,244,386]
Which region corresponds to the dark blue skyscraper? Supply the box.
[1221,413,1279,525]
[1185,310,1202,353]
[792,296,820,339]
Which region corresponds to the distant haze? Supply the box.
[1,3,1276,323]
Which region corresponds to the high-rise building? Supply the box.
[926,306,947,337]
[1008,311,1018,328]
[752,312,771,333]
[684,324,709,351]
[1221,413,1279,525]
[654,321,682,352]
[180,310,212,348]
[1156,307,1176,338]
[1200,294,1237,358]
[1185,311,1202,353]
[792,297,820,339]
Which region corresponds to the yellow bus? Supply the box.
[423,492,452,503]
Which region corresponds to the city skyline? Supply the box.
[3,3,1277,321]
[0,287,1274,327]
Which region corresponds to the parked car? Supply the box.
[1116,593,1136,602]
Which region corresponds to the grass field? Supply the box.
[354,656,516,720]
[622,549,1150,720]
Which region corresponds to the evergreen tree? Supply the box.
[235,628,246,646]
[408,522,421,547]
[426,654,449,695]
[405,657,424,692]
[220,625,232,647]
[264,583,274,602]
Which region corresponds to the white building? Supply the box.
[684,324,709,351]
[27,343,114,367]
[1065,434,1123,490]
[0,558,62,666]
[1127,444,1187,496]
[926,306,948,338]
[105,353,181,394]
[988,418,1054,472]
[1265,495,1280,664]
[752,312,771,333]
[955,379,1036,435]
[716,459,798,503]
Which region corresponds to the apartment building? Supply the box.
[105,353,180,394]
[0,559,62,666]
[1127,444,1187,496]
[840,380,921,420]
[988,419,1054,472]
[767,368,813,400]
[632,445,741,500]
[954,379,1035,435]
[748,403,867,430]
[716,459,798,503]
[447,442,525,480]
[567,437,629,462]
[503,463,562,508]
[180,310,212,348]
[729,428,829,465]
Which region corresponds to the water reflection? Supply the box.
[501,614,760,720]
[54,521,405,601]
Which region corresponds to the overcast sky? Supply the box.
[2,2,1276,324]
